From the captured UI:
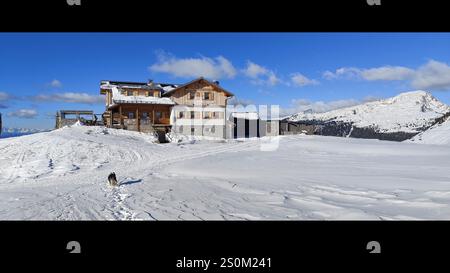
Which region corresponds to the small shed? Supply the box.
[55,110,99,129]
[231,112,260,138]
[279,119,316,135]
[229,112,280,138]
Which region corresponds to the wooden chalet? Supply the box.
[99,77,279,139]
[100,80,177,134]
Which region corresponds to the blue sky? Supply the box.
[2,33,450,129]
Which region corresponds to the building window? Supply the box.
[178,125,183,133]
[204,92,210,100]
[178,111,184,119]
[127,90,133,96]
[190,111,195,119]
[189,91,195,100]
[267,122,272,133]
[191,127,195,134]
[146,92,152,97]
[203,112,210,119]
[211,126,215,133]
[156,111,162,121]
[128,112,135,119]
[212,112,219,119]
[142,112,149,119]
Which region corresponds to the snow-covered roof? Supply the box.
[160,85,177,92]
[110,87,175,106]
[101,81,179,95]
[162,77,234,97]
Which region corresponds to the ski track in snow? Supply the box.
[1,126,450,220]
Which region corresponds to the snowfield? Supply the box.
[1,125,450,220]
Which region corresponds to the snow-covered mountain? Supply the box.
[0,127,49,138]
[409,116,450,145]
[287,91,450,140]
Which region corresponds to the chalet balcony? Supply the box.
[106,104,171,133]
[122,118,169,126]
[114,118,170,133]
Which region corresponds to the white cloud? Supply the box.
[411,60,450,90]
[323,68,352,80]
[0,92,12,108]
[34,92,104,104]
[361,66,415,81]
[215,56,236,79]
[323,67,361,80]
[242,61,280,86]
[0,92,10,101]
[243,61,269,79]
[48,79,62,88]
[322,70,337,80]
[323,66,413,81]
[7,109,38,119]
[323,60,450,91]
[267,72,280,86]
[281,98,361,116]
[149,51,237,79]
[290,73,319,87]
[227,97,254,106]
[362,95,381,103]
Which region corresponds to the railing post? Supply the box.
[136,107,140,132]
[119,105,123,128]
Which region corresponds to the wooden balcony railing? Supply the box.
[154,117,170,125]
[120,118,170,125]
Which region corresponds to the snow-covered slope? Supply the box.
[288,91,450,133]
[409,116,450,145]
[1,125,450,220]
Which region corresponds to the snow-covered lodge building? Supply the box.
[100,77,236,138]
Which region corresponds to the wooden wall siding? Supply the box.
[106,91,112,105]
[169,83,229,106]
[121,88,160,97]
[176,111,224,119]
